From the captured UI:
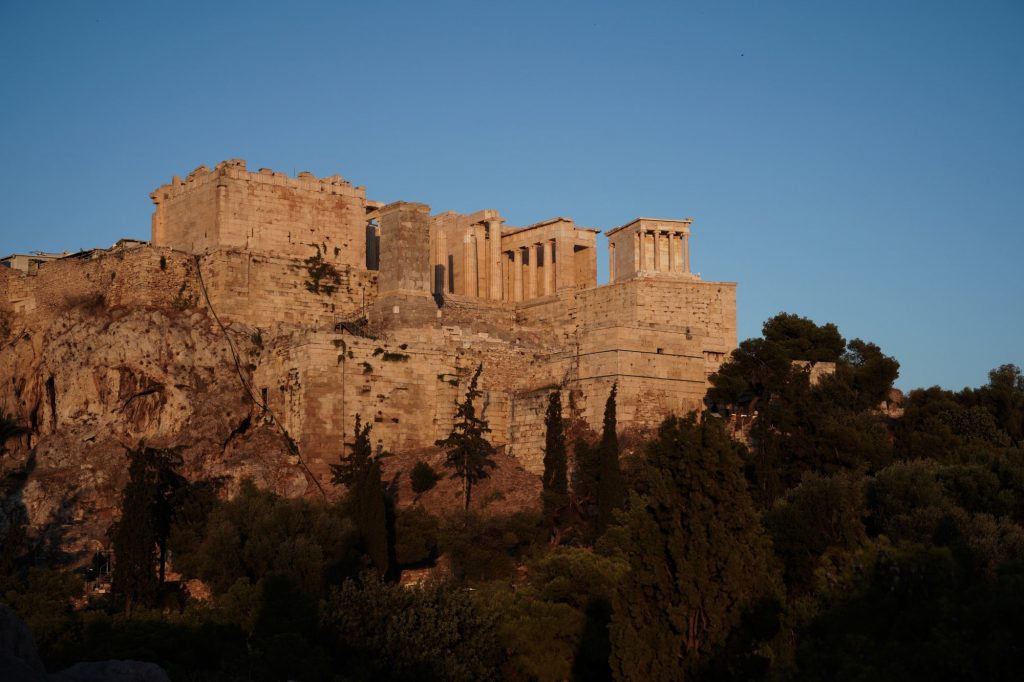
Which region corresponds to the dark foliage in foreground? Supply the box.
[3,313,1023,680]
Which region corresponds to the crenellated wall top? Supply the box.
[149,158,367,205]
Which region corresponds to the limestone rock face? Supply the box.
[0,304,310,561]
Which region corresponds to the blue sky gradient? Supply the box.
[1,0,1021,391]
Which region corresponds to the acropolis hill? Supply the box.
[0,160,735,539]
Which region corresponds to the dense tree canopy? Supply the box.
[708,312,901,506]
[607,415,780,681]
[5,315,1023,681]
[762,312,846,362]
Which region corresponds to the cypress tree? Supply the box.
[542,389,568,529]
[608,415,779,680]
[436,364,497,511]
[332,415,396,580]
[150,447,186,584]
[596,383,624,536]
[110,449,159,616]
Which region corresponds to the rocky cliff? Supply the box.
[0,295,311,564]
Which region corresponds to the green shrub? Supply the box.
[395,507,440,566]
[410,461,440,495]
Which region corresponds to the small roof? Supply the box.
[605,217,693,237]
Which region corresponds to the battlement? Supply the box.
[150,160,370,268]
[150,159,364,203]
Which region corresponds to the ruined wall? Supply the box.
[0,244,378,338]
[1,247,202,329]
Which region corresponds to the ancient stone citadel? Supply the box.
[0,159,736,497]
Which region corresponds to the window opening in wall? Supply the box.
[365,220,380,270]
[656,348,664,354]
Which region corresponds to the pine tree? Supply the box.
[332,415,396,580]
[596,383,624,536]
[608,415,779,681]
[110,449,160,616]
[436,364,497,511]
[542,390,568,529]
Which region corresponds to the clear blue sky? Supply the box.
[1,0,1021,391]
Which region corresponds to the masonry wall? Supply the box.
[198,249,377,332]
[1,246,202,328]
[152,161,368,269]
[249,324,559,481]
[565,277,738,431]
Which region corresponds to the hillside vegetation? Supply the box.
[2,313,1022,681]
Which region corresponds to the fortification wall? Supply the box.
[250,324,561,481]
[0,266,14,314]
[1,246,203,329]
[152,161,369,268]
[514,292,579,346]
[563,277,738,430]
[0,245,380,338]
[197,249,377,332]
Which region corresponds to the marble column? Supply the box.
[634,231,641,273]
[609,241,616,283]
[513,248,523,302]
[487,220,503,300]
[683,233,691,273]
[463,234,478,296]
[539,241,550,294]
[527,244,538,299]
[546,239,556,293]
